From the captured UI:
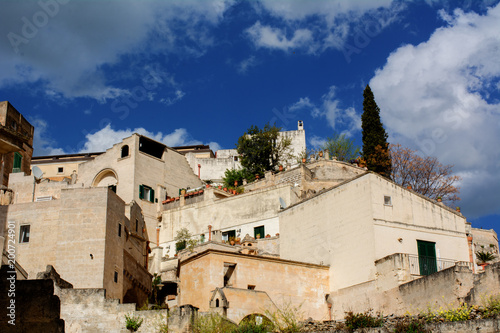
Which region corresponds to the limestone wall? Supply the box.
[280,173,471,293]
[159,184,293,258]
[1,185,150,303]
[178,250,330,321]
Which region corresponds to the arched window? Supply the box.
[216,299,220,307]
[121,145,129,158]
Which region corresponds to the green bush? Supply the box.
[125,314,143,331]
[479,294,500,318]
[344,310,383,331]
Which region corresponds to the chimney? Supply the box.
[208,225,212,241]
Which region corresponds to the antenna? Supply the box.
[279,197,287,209]
[32,166,43,180]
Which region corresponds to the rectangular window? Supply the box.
[248,285,256,290]
[118,224,122,237]
[139,185,155,203]
[19,225,30,243]
[384,196,392,206]
[135,219,139,232]
[57,167,64,173]
[222,230,236,242]
[254,226,265,239]
[114,271,118,283]
[13,152,22,173]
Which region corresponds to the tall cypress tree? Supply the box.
[361,85,391,178]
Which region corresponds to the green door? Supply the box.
[417,240,437,275]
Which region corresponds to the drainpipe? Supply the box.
[156,226,160,246]
[198,164,201,179]
[208,225,212,241]
[467,235,475,273]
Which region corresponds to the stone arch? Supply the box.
[239,313,272,327]
[92,168,118,188]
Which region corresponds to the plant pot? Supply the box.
[319,151,323,157]
[218,186,222,190]
[206,184,210,188]
[302,158,306,163]
[279,165,283,171]
[223,187,227,192]
[230,240,235,246]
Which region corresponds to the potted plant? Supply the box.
[279,165,283,171]
[229,236,236,246]
[476,250,496,269]
[437,196,442,202]
[456,206,461,213]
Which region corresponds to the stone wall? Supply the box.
[329,257,500,319]
[59,287,196,333]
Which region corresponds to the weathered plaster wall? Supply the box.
[178,250,330,321]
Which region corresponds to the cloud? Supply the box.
[245,0,403,54]
[370,3,500,218]
[79,125,207,152]
[293,87,361,136]
[237,55,258,74]
[160,90,186,106]
[31,118,66,156]
[0,0,234,101]
[309,135,326,150]
[245,21,315,52]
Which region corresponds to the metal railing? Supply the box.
[408,255,459,276]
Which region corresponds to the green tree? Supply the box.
[222,168,253,189]
[322,132,360,162]
[361,85,391,177]
[175,228,197,253]
[236,123,291,176]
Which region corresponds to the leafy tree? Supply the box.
[361,85,391,177]
[321,132,360,162]
[390,144,461,202]
[222,168,253,189]
[236,123,292,176]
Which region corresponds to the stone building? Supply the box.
[0,172,152,305]
[0,101,34,187]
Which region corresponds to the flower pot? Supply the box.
[319,151,323,157]
[218,186,222,190]
[206,184,210,188]
[230,240,235,246]
[279,165,283,171]
[223,187,227,192]
[302,158,306,163]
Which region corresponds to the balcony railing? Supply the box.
[408,254,471,276]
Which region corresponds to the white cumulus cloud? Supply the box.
[370,3,500,218]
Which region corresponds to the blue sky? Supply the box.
[1,0,499,233]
